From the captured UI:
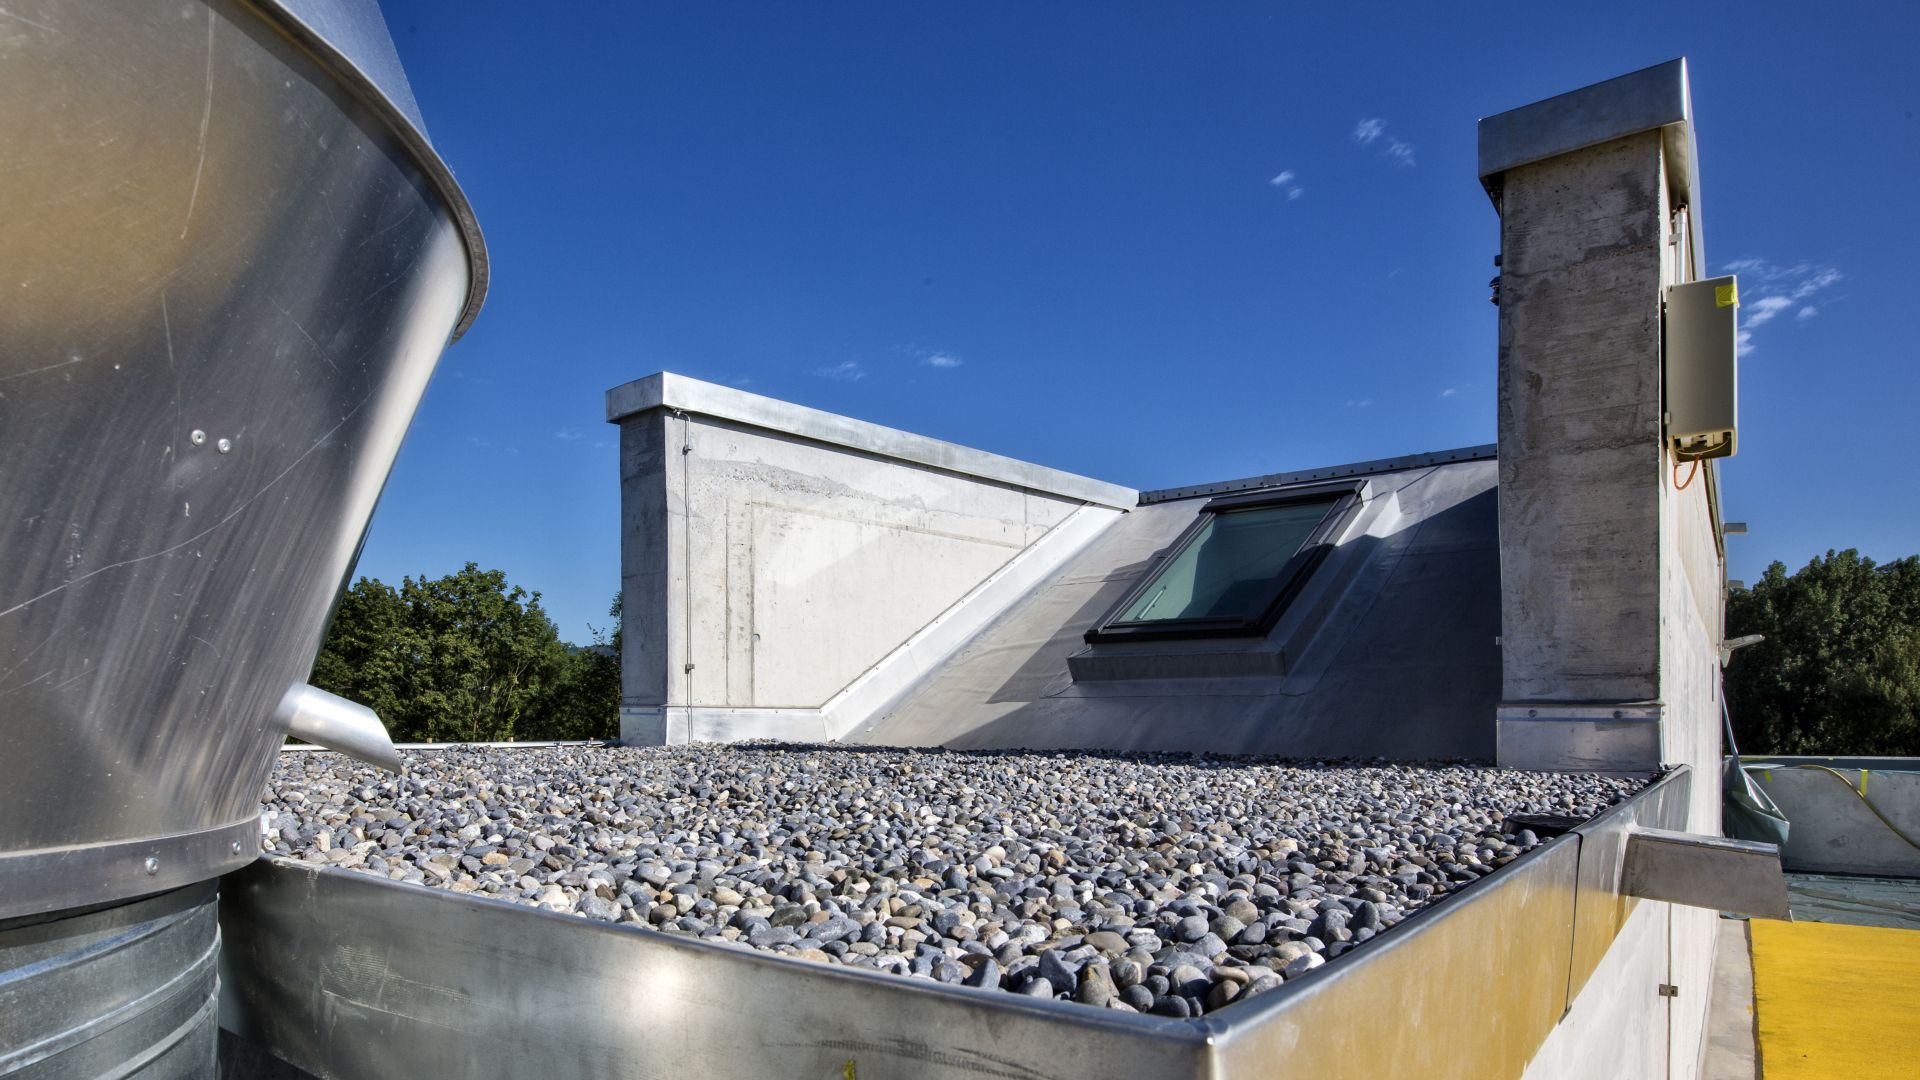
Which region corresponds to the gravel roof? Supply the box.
[261,743,1647,1017]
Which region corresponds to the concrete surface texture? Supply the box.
[1744,762,1920,877]
[1702,920,1757,1080]
[1521,900,1671,1080]
[1494,126,1668,711]
[608,373,1133,745]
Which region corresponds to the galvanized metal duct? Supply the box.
[0,1,482,1076]
[0,883,221,1079]
[0,0,481,923]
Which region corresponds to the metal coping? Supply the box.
[249,0,489,340]
[220,767,1686,1079]
[1136,443,1497,506]
[1477,57,1704,269]
[605,372,1138,510]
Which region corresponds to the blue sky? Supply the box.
[367,1,1918,642]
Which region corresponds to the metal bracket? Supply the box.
[1622,827,1791,919]
[1658,983,1680,998]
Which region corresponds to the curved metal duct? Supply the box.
[0,0,485,922]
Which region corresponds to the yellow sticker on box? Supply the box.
[1716,282,1738,308]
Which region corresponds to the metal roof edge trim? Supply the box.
[1477,58,1704,267]
[604,372,1137,510]
[248,0,489,340]
[1478,58,1690,185]
[1137,443,1497,505]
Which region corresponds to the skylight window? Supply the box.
[1085,480,1363,643]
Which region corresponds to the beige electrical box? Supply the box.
[1666,275,1739,459]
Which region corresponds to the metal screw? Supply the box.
[189,430,206,446]
[216,437,232,454]
[230,840,243,854]
[143,856,159,875]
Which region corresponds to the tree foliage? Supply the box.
[311,564,620,743]
[1725,549,1920,756]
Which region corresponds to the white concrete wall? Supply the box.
[1523,902,1670,1080]
[608,374,1133,745]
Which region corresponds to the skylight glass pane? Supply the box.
[1115,499,1335,624]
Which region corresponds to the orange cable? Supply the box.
[1674,457,1701,491]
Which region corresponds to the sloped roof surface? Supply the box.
[852,455,1503,761]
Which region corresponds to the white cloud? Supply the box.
[1353,119,1414,166]
[1793,268,1842,299]
[1438,386,1461,399]
[1745,295,1794,328]
[1718,257,1842,355]
[810,360,865,381]
[553,429,583,442]
[923,352,963,369]
[1270,169,1304,201]
[1345,398,1373,408]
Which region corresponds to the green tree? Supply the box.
[1726,549,1920,755]
[525,594,622,740]
[311,567,622,743]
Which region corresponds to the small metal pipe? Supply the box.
[274,684,403,772]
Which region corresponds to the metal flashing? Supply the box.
[1478,58,1704,267]
[1083,480,1364,644]
[218,771,1694,1079]
[1137,443,1496,506]
[605,373,1137,509]
[1496,703,1666,774]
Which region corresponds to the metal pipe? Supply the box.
[275,685,403,773]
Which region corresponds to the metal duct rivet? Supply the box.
[217,438,232,454]
[144,857,159,875]
[189,430,206,446]
[231,840,243,854]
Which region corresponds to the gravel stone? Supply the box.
[261,743,1646,1016]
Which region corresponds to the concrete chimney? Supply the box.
[1481,60,1728,825]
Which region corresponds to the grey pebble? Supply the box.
[261,742,1645,1017]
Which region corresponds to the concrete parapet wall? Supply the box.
[607,373,1133,744]
[1744,760,1920,877]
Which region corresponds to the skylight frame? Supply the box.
[1083,478,1366,644]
